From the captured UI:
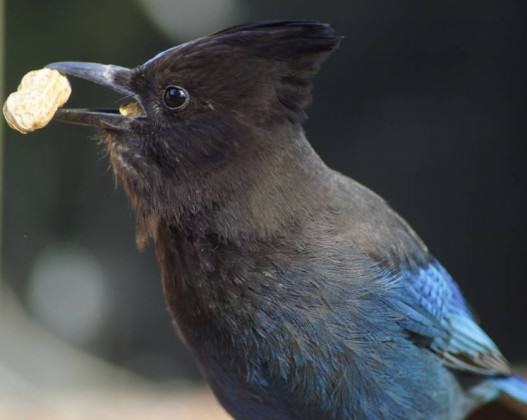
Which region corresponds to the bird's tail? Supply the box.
[493,375,527,404]
[485,375,527,418]
[469,375,527,419]
[470,374,527,403]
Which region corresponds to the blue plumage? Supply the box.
[398,262,510,376]
[394,261,527,409]
[177,242,527,419]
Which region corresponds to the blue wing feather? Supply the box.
[395,261,510,375]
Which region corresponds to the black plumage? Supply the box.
[47,21,527,419]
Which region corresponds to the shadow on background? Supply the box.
[2,0,527,418]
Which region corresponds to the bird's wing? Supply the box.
[394,261,511,376]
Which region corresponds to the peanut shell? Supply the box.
[3,68,71,134]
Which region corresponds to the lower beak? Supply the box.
[46,61,144,130]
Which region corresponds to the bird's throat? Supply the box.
[106,127,332,248]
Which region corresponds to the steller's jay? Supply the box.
[46,21,527,419]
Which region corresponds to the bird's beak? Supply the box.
[46,61,144,131]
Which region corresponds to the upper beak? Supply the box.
[46,61,144,130]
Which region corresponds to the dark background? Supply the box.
[3,0,527,390]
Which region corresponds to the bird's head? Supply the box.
[48,21,340,242]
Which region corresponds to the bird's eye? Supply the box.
[163,86,189,110]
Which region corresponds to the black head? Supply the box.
[47,21,340,240]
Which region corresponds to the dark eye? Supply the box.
[163,86,189,110]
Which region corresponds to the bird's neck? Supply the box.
[146,128,333,346]
[201,130,331,242]
[133,127,333,247]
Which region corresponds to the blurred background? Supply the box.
[2,0,527,418]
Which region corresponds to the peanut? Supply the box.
[3,68,71,134]
[119,101,143,118]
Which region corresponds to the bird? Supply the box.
[45,20,527,419]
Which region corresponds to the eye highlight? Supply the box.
[163,86,189,110]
